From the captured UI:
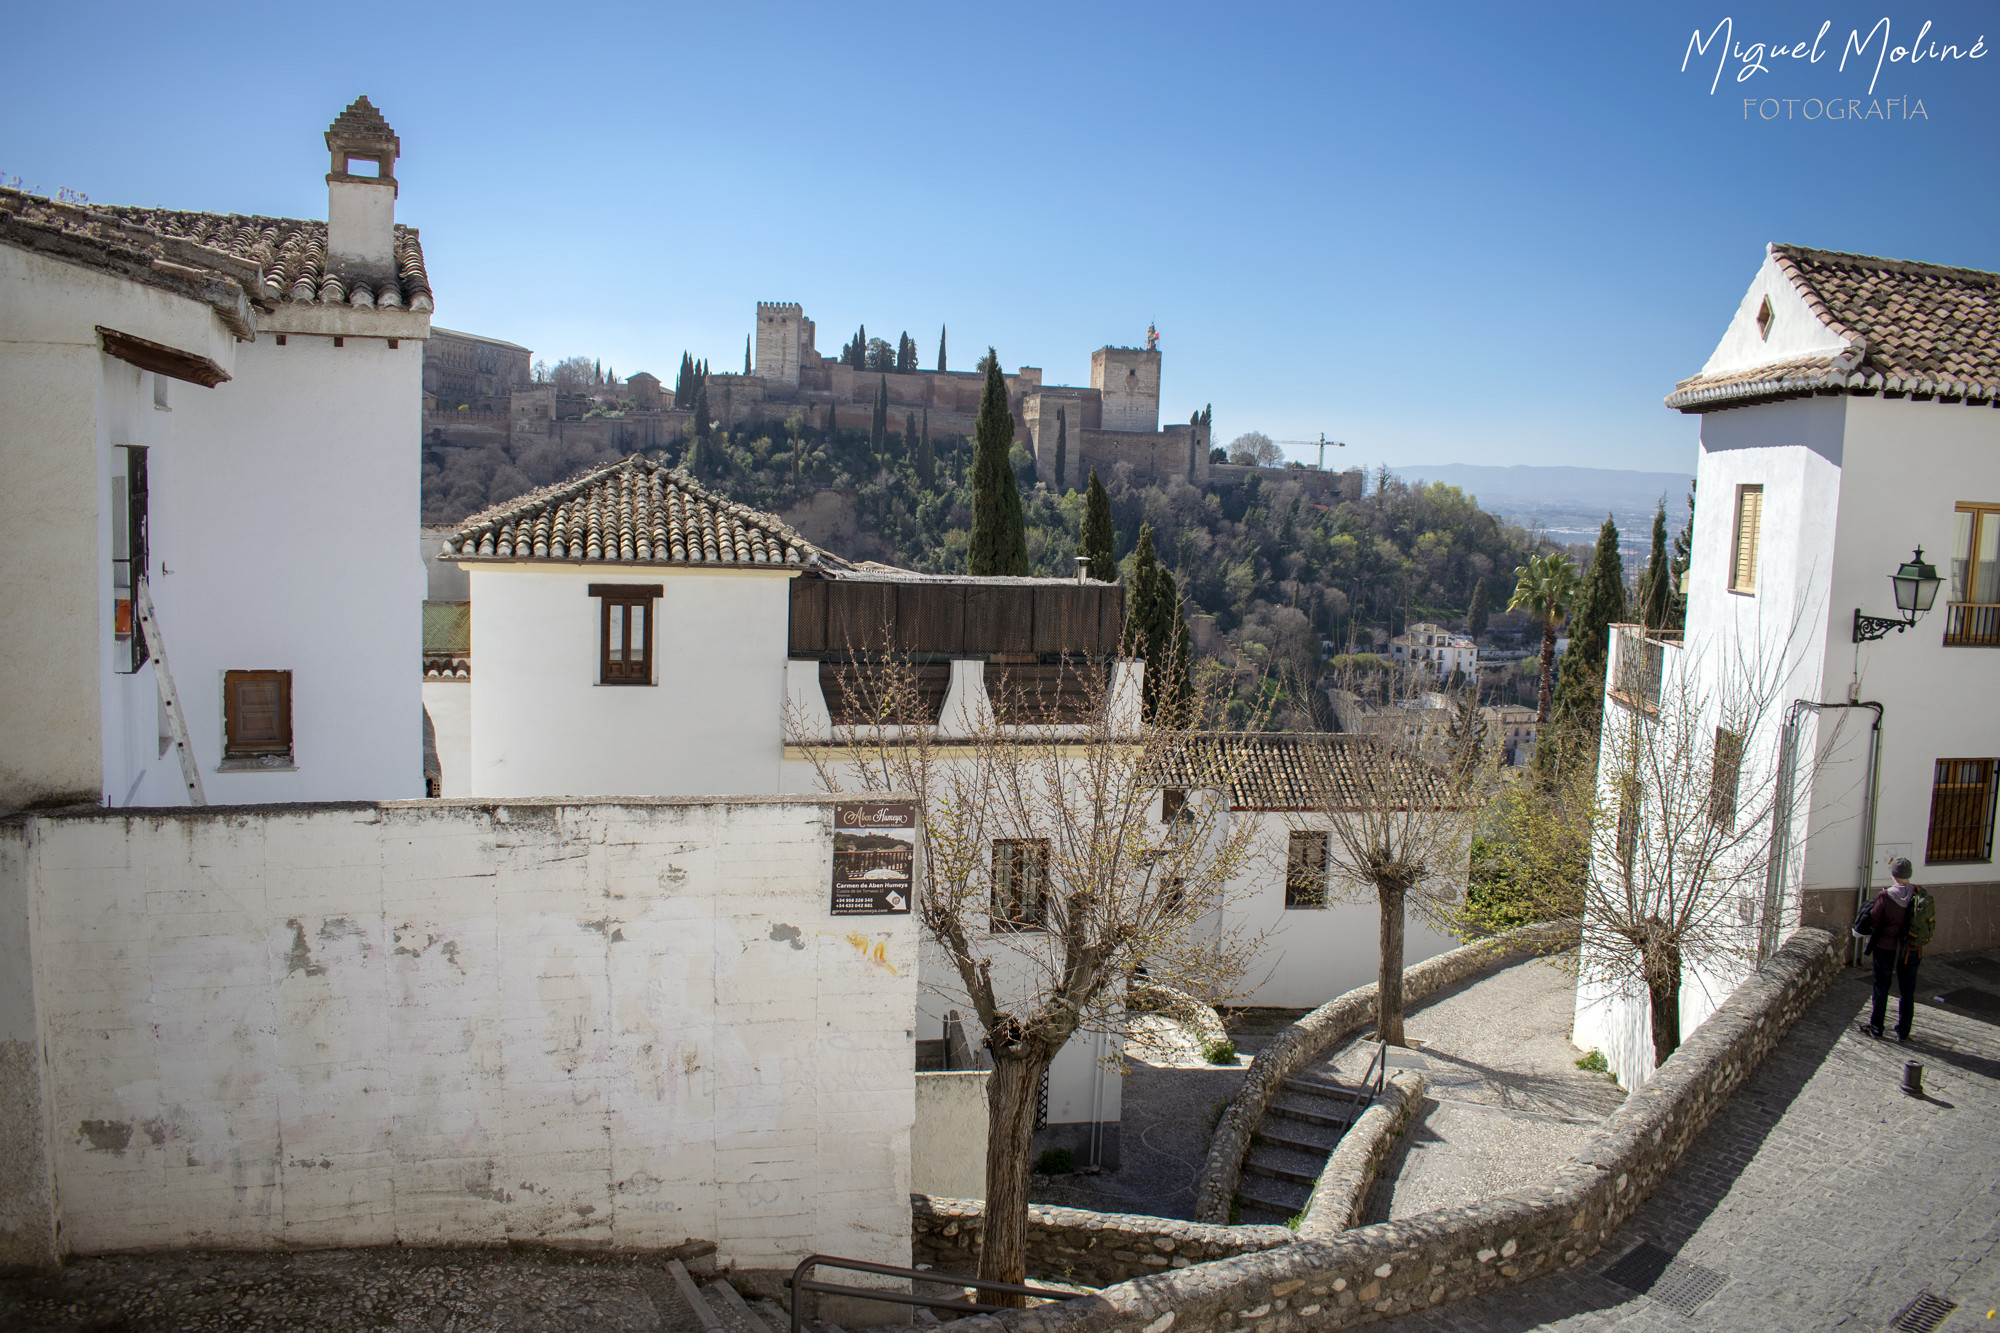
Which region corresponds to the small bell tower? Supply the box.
[325,95,400,278]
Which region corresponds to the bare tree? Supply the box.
[1578,608,1822,1068]
[1290,664,1492,1044]
[789,646,1264,1296]
[1227,431,1285,467]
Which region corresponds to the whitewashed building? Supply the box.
[0,96,430,811]
[1389,621,1479,685]
[1576,243,2000,1089]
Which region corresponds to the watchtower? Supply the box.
[324,95,400,279]
[1090,345,1161,433]
[754,302,810,387]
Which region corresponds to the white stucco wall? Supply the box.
[423,680,472,798]
[466,566,794,797]
[2,796,917,1271]
[912,1070,990,1198]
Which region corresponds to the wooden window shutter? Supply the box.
[1730,485,1763,593]
[591,584,661,685]
[223,670,292,758]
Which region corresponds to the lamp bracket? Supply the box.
[1853,609,1912,644]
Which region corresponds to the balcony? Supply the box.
[1943,602,2000,648]
[1606,624,1677,712]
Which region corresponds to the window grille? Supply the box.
[1710,728,1744,829]
[1945,504,2000,647]
[1926,759,1997,864]
[1285,830,1329,908]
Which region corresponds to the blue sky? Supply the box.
[5,3,1994,474]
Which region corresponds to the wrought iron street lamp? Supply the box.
[1853,547,1942,642]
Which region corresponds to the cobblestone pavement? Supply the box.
[1372,948,2000,1332]
[1330,954,1626,1223]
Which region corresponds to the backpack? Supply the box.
[1907,888,1936,949]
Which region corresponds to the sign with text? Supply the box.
[831,802,917,915]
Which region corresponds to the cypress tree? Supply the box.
[1468,577,1490,640]
[1550,516,1625,738]
[1081,470,1115,581]
[1124,525,1162,661]
[904,410,917,461]
[1149,568,1194,724]
[692,375,711,443]
[824,403,838,438]
[916,407,934,488]
[1054,408,1068,491]
[968,349,1028,576]
[937,324,947,373]
[744,335,751,376]
[870,376,889,452]
[1640,500,1672,631]
[1668,484,1695,633]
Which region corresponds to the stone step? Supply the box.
[669,1260,725,1333]
[707,1278,789,1333]
[1282,1075,1361,1101]
[1267,1092,1362,1129]
[1237,1177,1310,1219]
[1258,1120,1345,1156]
[1243,1143,1333,1187]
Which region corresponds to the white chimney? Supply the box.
[324,95,400,279]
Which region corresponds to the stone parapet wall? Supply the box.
[1295,1072,1426,1241]
[1195,920,1578,1224]
[933,927,1842,1333]
[912,1197,1292,1290]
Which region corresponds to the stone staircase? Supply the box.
[662,1258,981,1333]
[1233,1064,1373,1225]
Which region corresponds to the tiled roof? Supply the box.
[0,187,431,323]
[1669,244,2000,411]
[441,455,846,569]
[1146,733,1455,812]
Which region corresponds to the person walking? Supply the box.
[1859,858,1931,1042]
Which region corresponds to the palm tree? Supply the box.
[1508,552,1582,725]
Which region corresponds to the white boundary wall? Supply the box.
[0,797,916,1274]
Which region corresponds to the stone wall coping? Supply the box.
[1295,1071,1427,1240]
[933,927,1839,1333]
[1194,919,1579,1223]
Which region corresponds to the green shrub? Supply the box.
[1203,1038,1238,1065]
[1574,1049,1608,1073]
[1033,1148,1074,1176]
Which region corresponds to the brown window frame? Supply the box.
[1944,502,2000,648]
[222,670,292,761]
[1926,758,1997,865]
[1285,829,1329,909]
[591,583,661,686]
[991,838,1050,931]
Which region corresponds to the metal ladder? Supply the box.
[133,578,205,806]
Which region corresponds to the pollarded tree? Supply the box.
[968,350,1028,576]
[1081,470,1115,580]
[1507,551,1581,725]
[789,653,1263,1297]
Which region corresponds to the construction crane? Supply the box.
[1318,433,1347,470]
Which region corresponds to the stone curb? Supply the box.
[1294,1071,1427,1241]
[1193,919,1579,1224]
[911,1196,1292,1289]
[931,926,1840,1333]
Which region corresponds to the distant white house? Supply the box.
[1389,621,1479,685]
[0,96,430,811]
[1576,242,2000,1089]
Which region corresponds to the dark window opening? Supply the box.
[1709,727,1744,829]
[223,670,292,762]
[992,838,1050,931]
[1927,758,1997,864]
[1285,830,1328,908]
[113,446,149,673]
[592,583,661,685]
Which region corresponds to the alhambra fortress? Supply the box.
[423,306,1363,500]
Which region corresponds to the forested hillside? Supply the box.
[427,410,1545,697]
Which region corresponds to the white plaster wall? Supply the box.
[162,331,425,803]
[468,566,793,798]
[1224,816,1463,1010]
[11,797,916,1271]
[912,1071,989,1198]
[423,680,472,798]
[1697,250,1849,377]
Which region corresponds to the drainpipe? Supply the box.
[1764,699,1882,964]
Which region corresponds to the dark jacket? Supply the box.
[1868,889,1918,962]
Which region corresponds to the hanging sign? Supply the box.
[831,802,917,915]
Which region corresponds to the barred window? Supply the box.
[1709,728,1744,829]
[1285,830,1328,909]
[992,839,1050,931]
[1927,759,1997,864]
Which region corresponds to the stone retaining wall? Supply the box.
[912,1197,1291,1290]
[1194,920,1578,1223]
[1295,1072,1426,1240]
[934,926,1841,1333]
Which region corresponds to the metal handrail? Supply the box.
[784,1254,1078,1333]
[1335,1038,1388,1124]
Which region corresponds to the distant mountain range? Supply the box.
[1387,463,1695,549]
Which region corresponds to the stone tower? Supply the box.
[1090,346,1162,433]
[324,95,400,282]
[754,302,812,387]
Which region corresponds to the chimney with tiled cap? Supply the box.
[324,95,400,280]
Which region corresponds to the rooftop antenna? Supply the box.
[1318,434,1347,471]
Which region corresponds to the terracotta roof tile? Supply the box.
[1669,244,2000,411]
[440,455,845,570]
